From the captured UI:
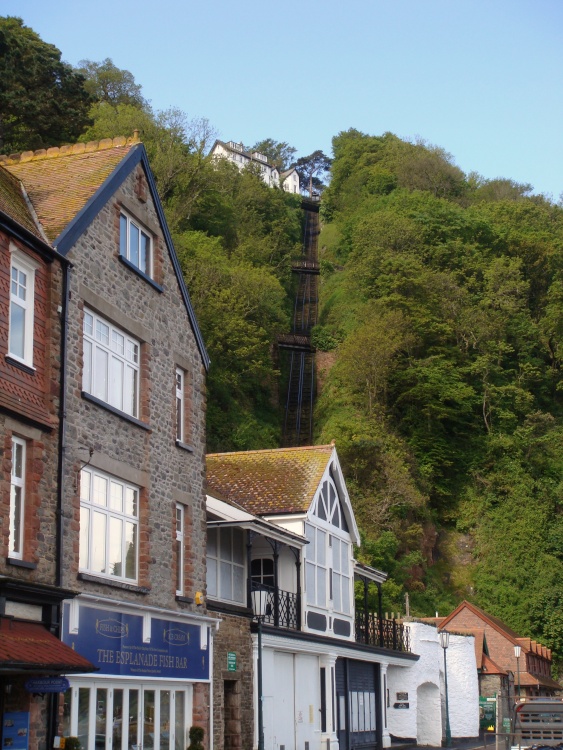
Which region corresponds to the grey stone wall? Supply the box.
[61,160,207,611]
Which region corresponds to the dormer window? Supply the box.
[120,212,152,276]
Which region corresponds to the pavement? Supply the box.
[391,732,496,750]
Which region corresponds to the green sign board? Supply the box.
[479,696,496,730]
[502,718,512,732]
[227,652,237,671]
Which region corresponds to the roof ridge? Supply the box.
[0,133,141,166]
[207,444,334,458]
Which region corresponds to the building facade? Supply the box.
[0,165,95,749]
[211,141,281,188]
[2,136,214,750]
[206,444,417,750]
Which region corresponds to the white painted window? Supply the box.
[9,248,37,366]
[331,536,351,614]
[120,211,152,276]
[175,368,185,442]
[79,468,139,582]
[82,309,140,418]
[176,503,184,595]
[9,436,25,558]
[206,527,245,604]
[305,523,327,607]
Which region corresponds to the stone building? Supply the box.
[0,164,94,748]
[2,136,214,750]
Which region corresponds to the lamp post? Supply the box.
[440,630,452,747]
[251,588,266,750]
[514,645,521,702]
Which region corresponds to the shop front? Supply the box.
[61,598,215,750]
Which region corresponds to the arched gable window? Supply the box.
[305,470,352,615]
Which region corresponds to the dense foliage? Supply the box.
[315,129,563,668]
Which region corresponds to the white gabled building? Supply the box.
[281,166,300,194]
[206,444,417,750]
[211,140,281,188]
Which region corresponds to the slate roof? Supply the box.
[206,444,334,516]
[1,137,137,243]
[0,616,94,673]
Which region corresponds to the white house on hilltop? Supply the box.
[210,140,301,193]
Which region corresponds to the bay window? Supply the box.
[207,527,245,604]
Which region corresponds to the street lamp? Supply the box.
[251,588,267,750]
[440,630,452,747]
[514,645,522,702]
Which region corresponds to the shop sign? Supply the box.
[394,702,409,709]
[227,652,237,671]
[3,711,30,750]
[62,603,209,681]
[479,696,496,729]
[25,677,70,693]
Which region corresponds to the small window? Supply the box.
[251,558,274,588]
[9,436,26,558]
[79,468,139,582]
[176,504,184,595]
[9,248,38,366]
[175,368,185,442]
[120,212,152,276]
[82,309,140,418]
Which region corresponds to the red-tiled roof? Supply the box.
[1,137,137,243]
[0,166,43,239]
[482,652,507,675]
[206,445,334,516]
[0,617,94,673]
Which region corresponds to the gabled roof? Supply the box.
[206,445,334,516]
[481,652,507,676]
[207,444,361,544]
[1,136,209,369]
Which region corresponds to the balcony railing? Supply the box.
[355,609,410,652]
[250,581,300,630]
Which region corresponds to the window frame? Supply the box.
[9,247,38,367]
[119,211,152,277]
[175,503,184,595]
[9,436,26,559]
[79,467,140,584]
[175,368,185,443]
[206,527,245,605]
[82,309,140,419]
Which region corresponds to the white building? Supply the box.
[211,140,281,188]
[387,621,479,745]
[281,166,301,194]
[206,444,417,750]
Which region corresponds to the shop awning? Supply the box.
[0,617,95,675]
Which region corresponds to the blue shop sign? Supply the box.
[62,604,209,680]
[25,677,70,693]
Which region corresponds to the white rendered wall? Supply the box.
[387,622,479,744]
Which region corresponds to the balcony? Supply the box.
[250,581,300,630]
[355,609,411,652]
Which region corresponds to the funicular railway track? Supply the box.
[281,204,320,446]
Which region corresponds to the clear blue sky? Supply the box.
[4,0,562,198]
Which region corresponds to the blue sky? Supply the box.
[4,0,562,198]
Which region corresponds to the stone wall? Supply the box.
[211,611,254,750]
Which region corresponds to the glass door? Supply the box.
[63,681,192,749]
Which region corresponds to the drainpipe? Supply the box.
[49,261,70,748]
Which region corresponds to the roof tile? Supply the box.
[206,445,334,516]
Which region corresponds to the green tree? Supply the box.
[294,150,332,196]
[76,58,147,109]
[251,138,297,171]
[0,16,91,153]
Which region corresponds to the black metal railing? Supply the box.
[250,581,300,630]
[354,609,410,652]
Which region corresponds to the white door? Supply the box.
[63,680,193,749]
[272,652,295,750]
